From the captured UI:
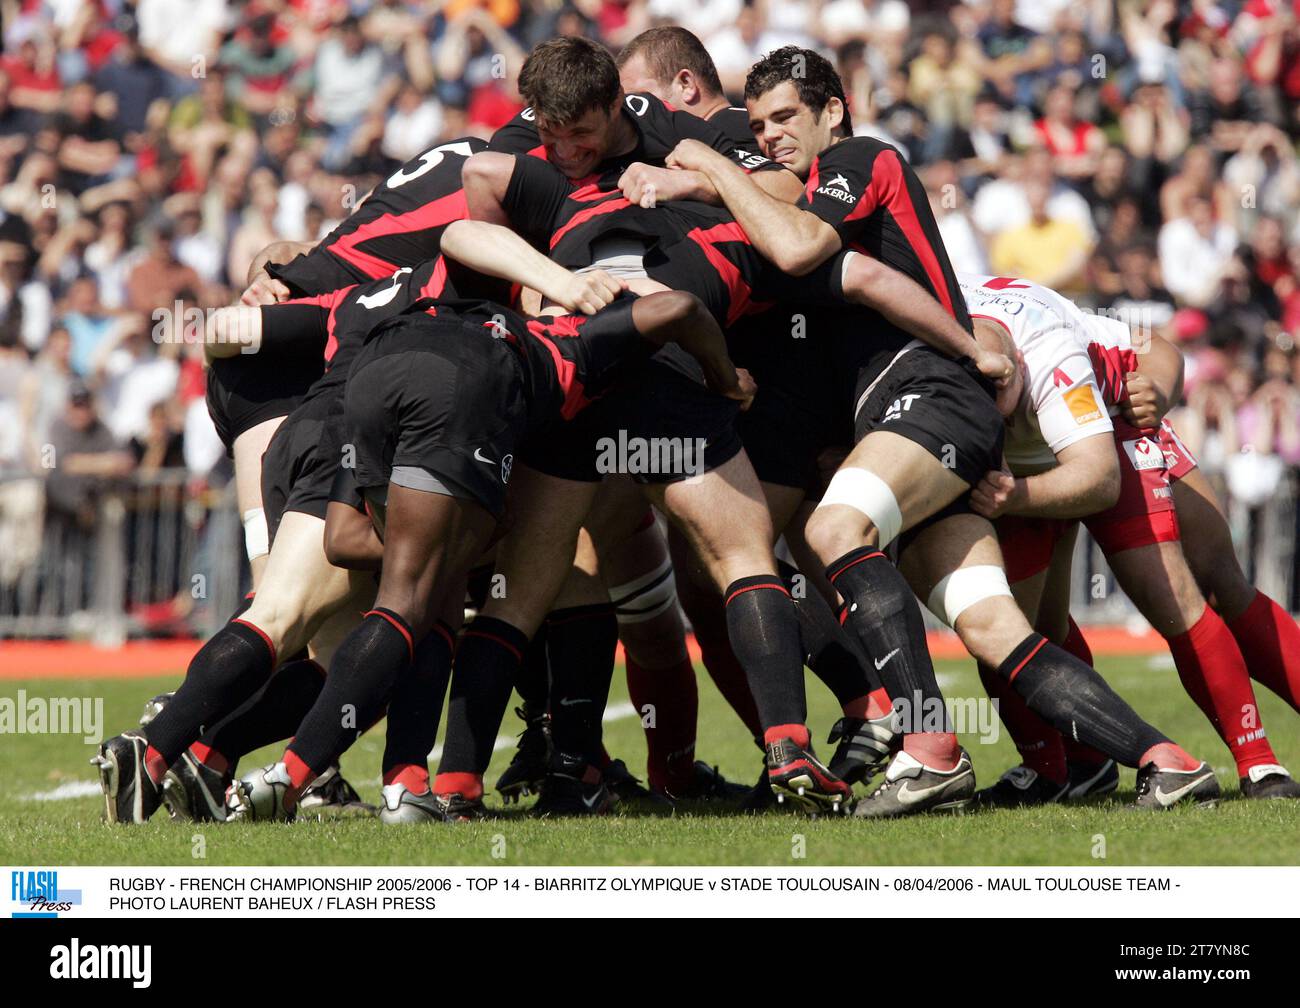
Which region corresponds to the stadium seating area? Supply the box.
[1,0,1298,630]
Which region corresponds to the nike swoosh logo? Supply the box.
[1154,776,1206,805]
[897,777,956,806]
[874,649,900,670]
[582,792,603,809]
[473,448,495,465]
[558,697,590,707]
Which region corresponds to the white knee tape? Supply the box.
[926,565,1012,629]
[242,507,270,562]
[608,558,678,624]
[816,467,903,548]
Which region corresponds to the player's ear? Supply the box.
[824,97,845,134]
[676,69,695,103]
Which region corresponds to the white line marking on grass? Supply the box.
[426,701,639,761]
[23,780,102,802]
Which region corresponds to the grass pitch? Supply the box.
[1,656,1298,866]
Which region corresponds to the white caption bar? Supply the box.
[6,866,1299,918]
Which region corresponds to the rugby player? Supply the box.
[226,283,752,822]
[95,223,617,823]
[667,46,1219,815]
[957,274,1298,804]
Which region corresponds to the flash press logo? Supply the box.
[10,870,81,917]
[49,939,151,988]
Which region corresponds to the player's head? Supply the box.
[744,46,852,178]
[616,27,724,110]
[973,318,1024,418]
[518,36,624,179]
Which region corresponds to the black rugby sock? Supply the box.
[545,603,619,763]
[724,575,807,743]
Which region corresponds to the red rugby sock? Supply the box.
[1168,605,1278,776]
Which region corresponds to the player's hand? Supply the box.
[710,365,757,411]
[665,138,723,174]
[731,366,758,411]
[1121,371,1161,429]
[970,468,1017,519]
[554,269,626,315]
[619,162,664,208]
[975,347,1015,388]
[240,271,291,306]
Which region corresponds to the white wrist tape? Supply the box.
[926,564,1012,628]
[815,466,904,548]
[242,507,270,562]
[841,248,861,291]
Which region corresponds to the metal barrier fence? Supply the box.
[0,470,248,643]
[0,468,1295,642]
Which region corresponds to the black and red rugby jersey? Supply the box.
[278,257,510,400]
[267,137,485,297]
[799,136,971,333]
[370,295,651,425]
[489,93,780,189]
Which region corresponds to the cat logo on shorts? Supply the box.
[1122,436,1165,472]
[1063,384,1103,425]
[501,454,513,484]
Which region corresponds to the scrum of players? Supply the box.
[93,29,1300,826]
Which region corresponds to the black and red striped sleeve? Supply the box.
[796,137,888,243]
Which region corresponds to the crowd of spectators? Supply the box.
[1,0,1298,621]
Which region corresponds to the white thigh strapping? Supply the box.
[925,564,1012,628]
[815,467,903,548]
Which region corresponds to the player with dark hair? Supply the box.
[666,45,1217,816]
[226,277,753,822]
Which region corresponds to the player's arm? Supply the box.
[630,290,755,409]
[972,434,1120,520]
[324,500,384,571]
[241,240,315,305]
[1123,333,1184,429]
[204,305,262,359]
[667,139,841,275]
[619,159,804,208]
[441,219,625,315]
[842,254,1012,384]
